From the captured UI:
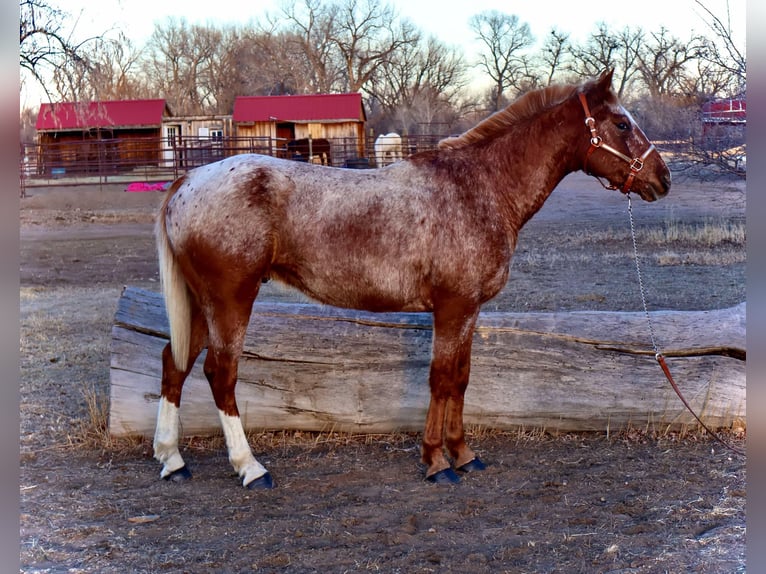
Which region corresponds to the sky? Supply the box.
[20,0,746,108]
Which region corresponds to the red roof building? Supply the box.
[701,98,746,124]
[36,99,171,132]
[233,93,365,124]
[232,93,367,162]
[34,100,173,176]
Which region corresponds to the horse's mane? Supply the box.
[438,83,581,150]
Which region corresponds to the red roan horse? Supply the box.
[154,70,670,488]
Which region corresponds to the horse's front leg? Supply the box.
[445,393,486,472]
[422,302,483,483]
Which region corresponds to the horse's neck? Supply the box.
[483,100,585,229]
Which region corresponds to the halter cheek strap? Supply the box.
[578,93,656,194]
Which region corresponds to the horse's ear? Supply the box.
[580,68,615,100]
[596,68,615,91]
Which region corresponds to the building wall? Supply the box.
[36,128,162,175]
[233,120,366,160]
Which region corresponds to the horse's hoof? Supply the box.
[426,468,461,484]
[246,472,274,490]
[457,457,487,473]
[163,465,192,483]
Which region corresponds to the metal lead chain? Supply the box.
[627,194,659,355]
[627,196,744,456]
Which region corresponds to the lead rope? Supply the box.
[626,194,744,456]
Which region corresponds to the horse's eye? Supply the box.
[616,121,630,132]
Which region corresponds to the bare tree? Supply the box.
[274,0,418,94]
[693,0,745,96]
[141,18,224,115]
[19,0,97,100]
[332,0,419,92]
[195,26,299,111]
[567,23,643,97]
[222,25,313,97]
[611,27,645,98]
[276,0,344,93]
[470,10,535,110]
[687,56,736,98]
[566,22,616,78]
[538,28,571,86]
[367,35,468,133]
[635,27,704,98]
[51,33,147,102]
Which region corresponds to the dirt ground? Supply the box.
[20,171,745,572]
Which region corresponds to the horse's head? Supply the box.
[577,69,671,202]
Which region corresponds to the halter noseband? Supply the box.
[578,92,656,194]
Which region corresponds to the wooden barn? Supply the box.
[35,99,172,176]
[232,93,367,165]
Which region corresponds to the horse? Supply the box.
[286,138,332,166]
[153,69,670,488]
[374,132,403,166]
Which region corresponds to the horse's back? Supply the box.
[164,153,422,250]
[163,153,511,312]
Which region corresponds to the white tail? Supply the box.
[156,188,191,371]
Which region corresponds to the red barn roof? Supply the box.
[233,93,365,123]
[701,98,746,124]
[36,99,170,131]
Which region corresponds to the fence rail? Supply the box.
[19,133,741,195]
[20,133,450,190]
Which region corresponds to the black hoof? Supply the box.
[457,457,487,473]
[246,472,275,490]
[426,468,461,484]
[163,465,192,483]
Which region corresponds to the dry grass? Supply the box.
[656,249,744,266]
[514,217,745,268]
[645,217,745,247]
[70,382,114,449]
[19,208,155,227]
[558,217,745,249]
[20,286,124,456]
[32,396,747,462]
[649,218,745,266]
[66,422,743,464]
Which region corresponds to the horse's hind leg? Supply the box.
[154,304,208,481]
[204,295,273,489]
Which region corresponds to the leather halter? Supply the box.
[578,92,656,194]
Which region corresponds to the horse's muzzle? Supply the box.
[640,171,671,202]
[654,172,672,199]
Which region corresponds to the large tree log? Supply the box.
[109,286,745,437]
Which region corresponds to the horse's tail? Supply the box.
[156,177,191,371]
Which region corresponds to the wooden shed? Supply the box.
[232,93,367,164]
[35,99,172,176]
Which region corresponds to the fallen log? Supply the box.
[109,286,746,437]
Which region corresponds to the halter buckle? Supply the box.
[629,157,644,172]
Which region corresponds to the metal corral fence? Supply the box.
[21,133,742,196]
[19,133,448,194]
